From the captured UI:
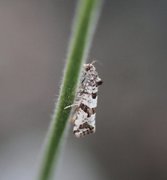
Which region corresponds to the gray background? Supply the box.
[0,0,167,180]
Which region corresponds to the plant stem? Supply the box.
[38,0,103,180]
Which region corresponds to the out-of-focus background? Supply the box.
[0,0,167,179]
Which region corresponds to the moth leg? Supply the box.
[69,106,81,124]
[64,103,78,110]
[70,114,77,124]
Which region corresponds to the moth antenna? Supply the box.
[91,60,96,65]
[89,59,103,67]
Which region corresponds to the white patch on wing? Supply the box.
[66,62,102,138]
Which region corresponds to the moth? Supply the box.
[65,62,103,138]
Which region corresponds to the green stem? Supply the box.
[38,0,103,180]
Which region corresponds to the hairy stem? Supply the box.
[38,0,103,180]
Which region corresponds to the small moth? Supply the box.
[65,62,103,138]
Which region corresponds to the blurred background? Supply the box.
[0,0,167,179]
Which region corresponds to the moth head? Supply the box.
[84,63,96,72]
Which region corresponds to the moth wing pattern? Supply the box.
[70,62,102,138]
[72,94,97,137]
